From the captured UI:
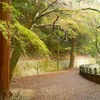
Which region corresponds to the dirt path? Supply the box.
[11,68,100,100]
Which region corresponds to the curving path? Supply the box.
[11,68,100,100]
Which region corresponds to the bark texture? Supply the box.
[0,0,11,99]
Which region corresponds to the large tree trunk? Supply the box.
[69,38,75,68]
[0,0,11,99]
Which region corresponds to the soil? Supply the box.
[11,68,100,100]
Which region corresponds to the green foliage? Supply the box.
[1,0,98,59]
[10,0,100,60]
[1,2,11,11]
[0,21,8,39]
[12,22,51,56]
[59,18,90,39]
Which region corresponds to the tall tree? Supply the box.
[0,0,11,99]
[9,0,57,80]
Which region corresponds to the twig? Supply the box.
[41,16,59,40]
[52,16,59,33]
[40,0,57,14]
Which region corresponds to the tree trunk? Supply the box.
[0,0,11,99]
[69,38,75,68]
[10,47,21,80]
[57,37,60,70]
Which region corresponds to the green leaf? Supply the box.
[13,22,51,56]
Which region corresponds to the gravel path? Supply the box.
[11,68,100,100]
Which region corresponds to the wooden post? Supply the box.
[94,68,97,75]
[89,68,92,80]
[85,67,89,79]
[94,68,97,82]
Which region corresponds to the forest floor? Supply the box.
[11,68,100,100]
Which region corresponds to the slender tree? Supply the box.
[0,0,11,99]
[69,38,75,68]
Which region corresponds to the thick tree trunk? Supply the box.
[0,0,11,99]
[69,38,75,68]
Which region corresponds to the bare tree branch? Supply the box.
[79,8,100,13]
[59,7,100,14]
[52,16,59,33]
[40,0,57,14]
[38,9,58,19]
[31,9,58,26]
[41,16,59,40]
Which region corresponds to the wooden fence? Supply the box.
[80,64,100,84]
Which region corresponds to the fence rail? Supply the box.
[79,64,100,84]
